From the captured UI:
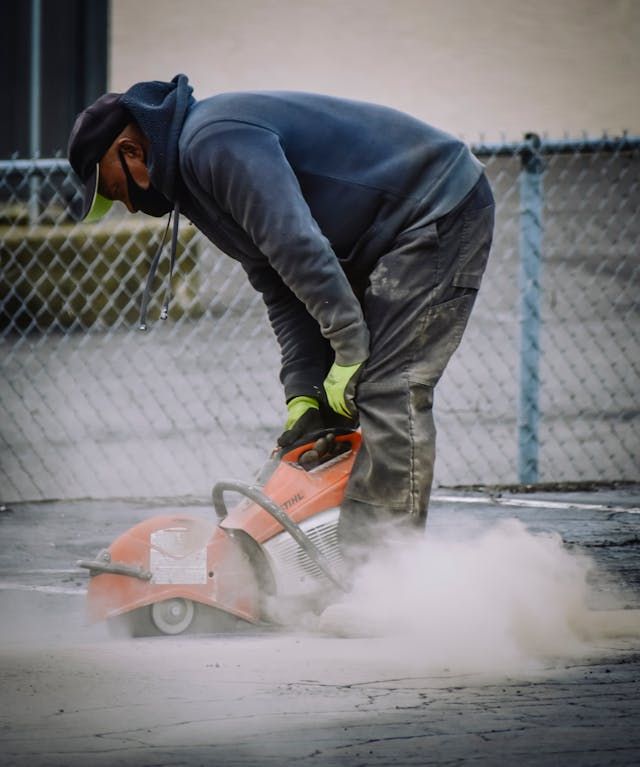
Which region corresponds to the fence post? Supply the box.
[517,133,544,484]
[29,0,42,224]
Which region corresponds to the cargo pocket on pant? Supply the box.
[410,290,478,386]
[345,379,413,509]
[453,203,495,289]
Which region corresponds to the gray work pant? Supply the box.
[340,174,495,551]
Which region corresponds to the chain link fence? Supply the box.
[1,135,639,502]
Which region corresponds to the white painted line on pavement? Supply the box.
[433,494,640,514]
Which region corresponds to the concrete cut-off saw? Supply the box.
[77,430,359,636]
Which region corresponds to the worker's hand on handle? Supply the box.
[323,361,364,419]
[277,396,323,447]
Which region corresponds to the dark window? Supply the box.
[0,0,108,158]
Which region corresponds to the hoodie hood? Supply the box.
[120,74,194,200]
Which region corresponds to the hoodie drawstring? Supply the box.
[138,201,181,331]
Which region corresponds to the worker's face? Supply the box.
[98,137,150,213]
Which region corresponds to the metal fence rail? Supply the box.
[1,135,639,502]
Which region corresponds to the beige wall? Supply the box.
[110,0,640,140]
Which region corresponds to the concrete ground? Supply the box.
[1,486,639,766]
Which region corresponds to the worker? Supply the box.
[68,74,494,559]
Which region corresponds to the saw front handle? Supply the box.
[277,428,360,468]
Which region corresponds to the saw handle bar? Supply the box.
[277,428,359,466]
[77,557,152,581]
[212,480,345,591]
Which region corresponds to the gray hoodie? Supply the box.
[122,76,483,399]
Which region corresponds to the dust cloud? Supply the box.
[3,515,637,684]
[308,517,639,673]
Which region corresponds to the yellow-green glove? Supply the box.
[323,361,364,418]
[277,396,323,447]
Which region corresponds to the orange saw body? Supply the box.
[78,431,360,635]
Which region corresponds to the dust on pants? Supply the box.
[339,174,495,551]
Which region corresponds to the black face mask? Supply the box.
[119,151,172,217]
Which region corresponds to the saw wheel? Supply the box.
[150,597,195,635]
